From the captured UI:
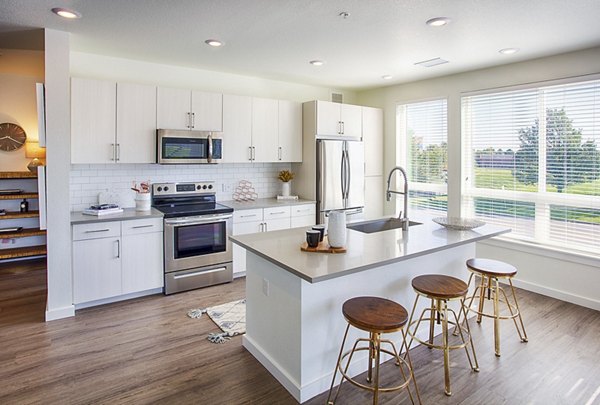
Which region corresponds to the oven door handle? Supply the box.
[164,213,233,226]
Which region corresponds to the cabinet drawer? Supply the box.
[263,206,291,220]
[291,204,315,218]
[233,208,263,223]
[73,221,121,241]
[291,215,315,229]
[122,218,163,236]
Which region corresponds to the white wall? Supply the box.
[356,46,600,310]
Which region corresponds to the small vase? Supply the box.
[327,210,347,248]
[135,193,151,211]
[281,181,291,197]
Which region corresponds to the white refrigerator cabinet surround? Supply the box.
[232,203,315,275]
[362,106,384,177]
[72,218,163,306]
[157,87,223,131]
[71,78,157,164]
[308,100,362,138]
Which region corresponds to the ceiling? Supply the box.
[1,0,599,90]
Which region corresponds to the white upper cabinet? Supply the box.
[278,100,302,162]
[310,100,363,138]
[71,77,116,164]
[117,82,157,163]
[362,106,384,176]
[222,94,253,163]
[71,78,158,164]
[252,97,279,162]
[157,87,222,131]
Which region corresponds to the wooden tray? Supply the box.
[300,236,346,253]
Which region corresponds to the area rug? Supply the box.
[187,299,246,344]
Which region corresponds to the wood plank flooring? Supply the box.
[1,261,599,404]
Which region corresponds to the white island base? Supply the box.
[242,243,475,403]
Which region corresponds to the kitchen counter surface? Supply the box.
[230,213,510,283]
[71,207,164,224]
[221,197,315,210]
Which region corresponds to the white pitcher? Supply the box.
[327,210,347,248]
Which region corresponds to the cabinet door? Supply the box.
[191,91,223,131]
[278,100,302,162]
[264,217,290,232]
[117,82,157,163]
[291,215,315,228]
[157,87,191,130]
[222,94,253,163]
[73,237,122,304]
[364,176,384,219]
[71,78,116,164]
[316,100,341,136]
[252,97,279,162]
[122,232,164,294]
[232,220,263,275]
[341,103,363,138]
[363,107,383,176]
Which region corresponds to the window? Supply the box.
[397,99,448,214]
[462,78,600,255]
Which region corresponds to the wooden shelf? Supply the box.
[0,193,38,200]
[0,245,47,260]
[0,227,46,239]
[0,210,40,220]
[0,171,37,179]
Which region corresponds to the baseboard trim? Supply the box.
[511,278,600,311]
[45,304,75,321]
[74,288,163,310]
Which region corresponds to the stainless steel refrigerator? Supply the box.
[317,139,365,223]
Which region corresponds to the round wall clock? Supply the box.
[0,123,27,152]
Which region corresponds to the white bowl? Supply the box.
[432,216,485,230]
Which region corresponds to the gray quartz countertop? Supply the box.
[230,213,510,283]
[221,197,316,210]
[71,207,164,224]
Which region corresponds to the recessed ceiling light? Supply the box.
[426,17,450,27]
[382,75,393,80]
[205,39,223,47]
[309,60,325,66]
[499,48,519,55]
[51,7,81,19]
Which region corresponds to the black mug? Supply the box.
[306,230,321,248]
[312,225,325,242]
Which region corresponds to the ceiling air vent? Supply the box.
[331,93,343,104]
[414,57,449,68]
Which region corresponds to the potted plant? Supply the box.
[277,170,294,197]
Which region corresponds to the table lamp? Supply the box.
[25,142,46,173]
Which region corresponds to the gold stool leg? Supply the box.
[327,323,351,405]
[428,298,436,347]
[454,273,475,336]
[401,328,422,405]
[509,278,529,342]
[493,277,501,357]
[442,299,451,396]
[477,274,487,323]
[458,298,480,372]
[406,294,421,351]
[367,332,374,383]
[373,332,381,405]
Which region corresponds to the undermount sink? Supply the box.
[347,218,422,234]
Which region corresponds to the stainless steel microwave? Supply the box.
[157,129,223,164]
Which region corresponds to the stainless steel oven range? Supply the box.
[152,181,234,295]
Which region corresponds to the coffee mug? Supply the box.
[312,225,325,242]
[306,230,321,248]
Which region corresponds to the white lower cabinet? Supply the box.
[72,217,163,306]
[232,203,315,276]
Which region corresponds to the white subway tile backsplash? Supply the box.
[69,162,292,211]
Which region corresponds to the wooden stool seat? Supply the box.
[411,274,468,299]
[466,258,517,277]
[343,296,408,333]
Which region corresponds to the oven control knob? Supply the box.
[203,185,207,189]
[196,185,201,190]
[157,187,162,192]
[164,186,169,192]
[208,184,213,189]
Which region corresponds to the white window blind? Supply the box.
[462,78,600,255]
[397,99,448,214]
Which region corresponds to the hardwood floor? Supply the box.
[1,261,599,404]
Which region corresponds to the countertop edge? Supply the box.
[221,198,316,210]
[71,207,164,224]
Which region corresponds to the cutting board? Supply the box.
[300,236,346,253]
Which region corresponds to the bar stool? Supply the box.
[462,258,528,357]
[327,296,421,405]
[406,274,479,396]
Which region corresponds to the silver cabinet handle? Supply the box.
[115,239,120,258]
[116,143,121,162]
[295,208,310,213]
[252,146,256,161]
[341,121,345,134]
[264,222,268,232]
[187,112,191,129]
[110,144,115,161]
[173,267,226,279]
[240,214,258,218]
[191,112,195,129]
[338,121,342,134]
[85,228,110,233]
[259,222,264,232]
[269,211,286,215]
[248,146,253,161]
[278,146,282,161]
[132,224,154,229]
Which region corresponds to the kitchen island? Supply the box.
[230,215,509,403]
